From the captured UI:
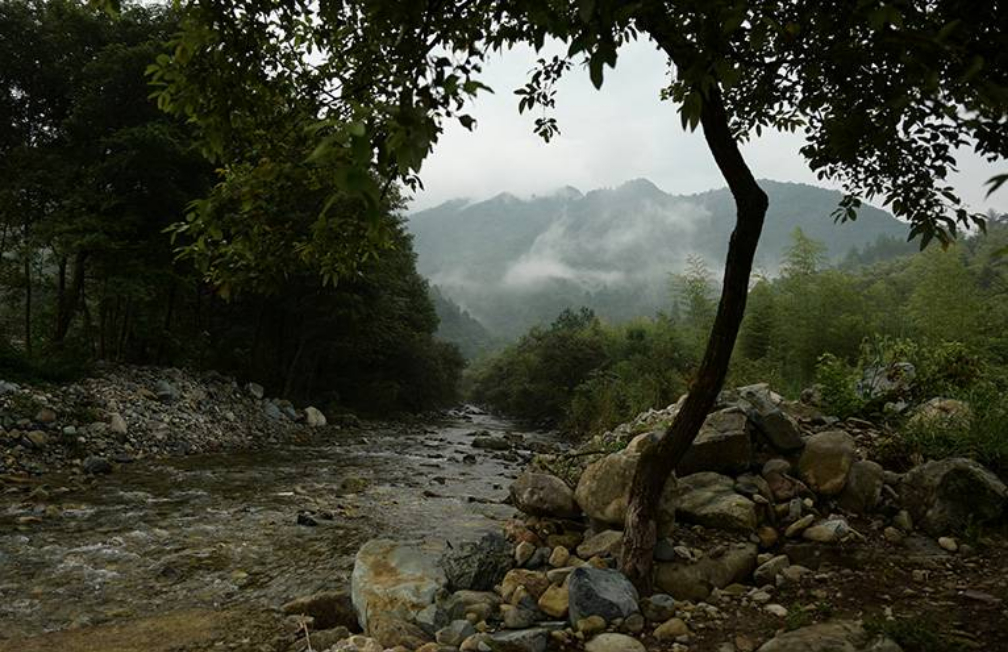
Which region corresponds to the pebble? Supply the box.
[765,604,788,617]
[784,514,814,537]
[654,617,690,640]
[937,536,958,552]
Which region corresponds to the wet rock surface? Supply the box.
[0,408,565,648]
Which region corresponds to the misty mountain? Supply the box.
[411,179,907,339]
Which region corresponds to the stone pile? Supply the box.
[0,364,337,478]
[312,382,1006,652]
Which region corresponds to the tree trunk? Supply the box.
[23,221,32,355]
[619,86,768,593]
[54,252,87,343]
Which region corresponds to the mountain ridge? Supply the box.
[410,179,908,339]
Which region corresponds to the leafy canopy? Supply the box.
[151,0,1007,282]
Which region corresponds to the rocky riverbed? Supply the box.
[334,383,1008,652]
[3,370,1008,652]
[0,390,564,651]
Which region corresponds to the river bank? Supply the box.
[1,364,361,479]
[0,405,564,650]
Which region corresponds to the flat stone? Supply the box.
[576,530,623,559]
[802,519,851,543]
[753,555,790,585]
[585,633,647,652]
[756,619,902,651]
[673,472,757,532]
[654,617,689,640]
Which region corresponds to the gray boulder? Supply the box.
[678,407,753,475]
[900,458,1007,535]
[838,460,884,513]
[441,531,513,592]
[510,471,580,518]
[567,567,639,625]
[740,385,805,452]
[672,472,757,532]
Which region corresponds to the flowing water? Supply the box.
[0,412,559,648]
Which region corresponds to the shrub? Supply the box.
[815,353,865,419]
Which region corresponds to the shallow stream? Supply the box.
[0,412,557,644]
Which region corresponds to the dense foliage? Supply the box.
[0,0,462,412]
[469,223,1008,449]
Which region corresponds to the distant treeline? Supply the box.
[467,223,1008,441]
[0,0,462,413]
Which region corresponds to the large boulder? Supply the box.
[672,472,757,532]
[798,430,856,496]
[510,471,580,518]
[441,532,513,592]
[654,543,757,601]
[567,567,639,625]
[739,385,805,452]
[900,458,1008,535]
[677,407,753,475]
[838,460,884,514]
[351,539,447,635]
[757,620,901,652]
[574,452,676,531]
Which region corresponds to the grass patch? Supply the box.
[876,382,1008,476]
[865,617,962,652]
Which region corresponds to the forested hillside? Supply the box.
[0,0,461,413]
[410,180,908,338]
[468,221,1008,465]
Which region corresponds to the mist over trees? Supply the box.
[410,180,908,338]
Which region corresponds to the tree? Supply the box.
[153,0,1008,591]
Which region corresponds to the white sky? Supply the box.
[409,40,1006,215]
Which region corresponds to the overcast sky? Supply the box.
[409,40,1006,216]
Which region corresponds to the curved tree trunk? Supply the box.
[619,86,768,593]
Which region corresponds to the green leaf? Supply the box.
[589,54,604,89]
[985,172,1008,198]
